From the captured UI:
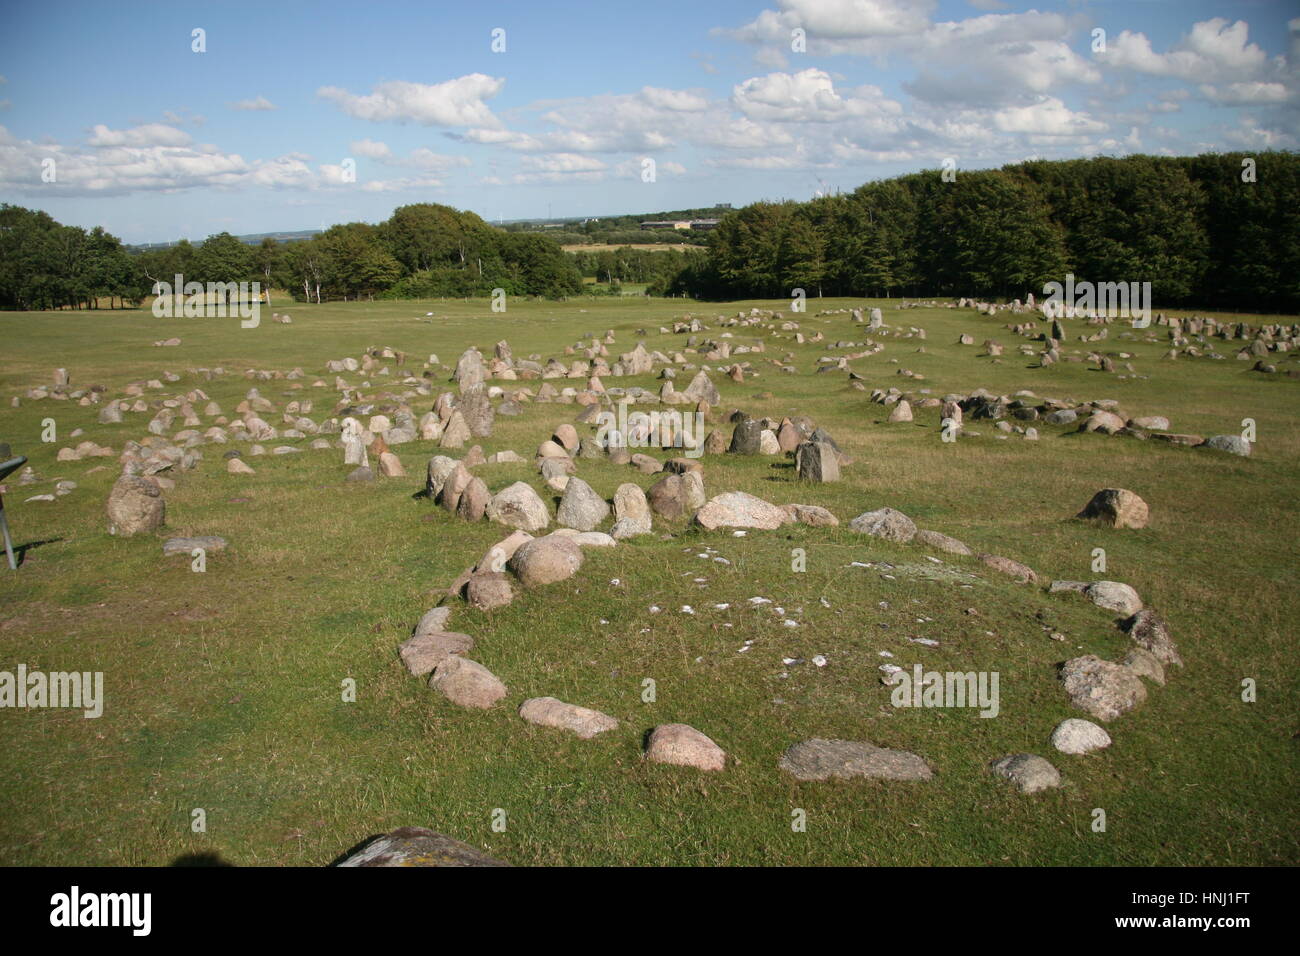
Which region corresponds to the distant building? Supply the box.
[640,220,692,231]
[689,219,720,231]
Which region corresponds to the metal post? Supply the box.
[0,501,15,570]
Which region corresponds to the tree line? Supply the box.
[0,202,585,310]
[664,151,1299,313]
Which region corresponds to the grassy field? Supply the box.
[562,243,701,253]
[0,295,1296,866]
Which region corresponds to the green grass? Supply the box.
[0,295,1296,866]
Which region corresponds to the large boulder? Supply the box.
[1077,488,1149,529]
[681,370,720,406]
[1123,609,1182,667]
[1086,581,1143,617]
[647,471,706,520]
[106,475,165,536]
[1050,718,1112,754]
[848,507,916,543]
[485,481,550,532]
[727,418,763,455]
[1059,655,1147,721]
[694,491,788,530]
[556,477,609,531]
[508,534,584,588]
[1202,434,1251,457]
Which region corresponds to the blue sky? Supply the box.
[1,0,1296,243]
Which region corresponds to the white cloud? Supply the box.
[1199,81,1290,105]
[86,123,192,147]
[733,69,902,122]
[350,138,392,159]
[230,96,277,111]
[318,75,505,127]
[1103,19,1272,83]
[991,97,1107,137]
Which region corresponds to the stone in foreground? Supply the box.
[1086,580,1143,617]
[645,723,726,771]
[990,753,1061,793]
[106,475,165,536]
[429,656,507,709]
[337,827,509,867]
[1050,718,1112,754]
[694,491,788,530]
[399,630,474,676]
[519,697,618,739]
[779,738,933,782]
[1123,609,1183,667]
[1059,655,1147,721]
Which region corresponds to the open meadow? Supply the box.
[0,294,1296,867]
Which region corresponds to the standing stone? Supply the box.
[796,441,840,482]
[106,475,165,536]
[728,418,763,454]
[611,483,652,539]
[458,383,494,438]
[378,452,406,478]
[646,471,706,520]
[439,410,471,448]
[887,400,913,423]
[456,476,490,521]
[454,348,484,390]
[425,455,457,499]
[556,477,609,531]
[682,371,720,406]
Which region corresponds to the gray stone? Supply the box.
[913,529,972,556]
[1050,718,1112,754]
[556,477,609,531]
[1123,609,1182,667]
[849,507,916,543]
[779,738,933,782]
[485,481,551,532]
[337,827,508,867]
[1086,581,1143,617]
[1202,434,1251,457]
[1060,655,1147,721]
[508,534,584,588]
[694,491,788,530]
[106,475,165,536]
[990,753,1061,793]
[162,535,226,555]
[796,441,840,482]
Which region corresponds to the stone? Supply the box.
[509,534,584,588]
[990,753,1061,793]
[346,466,374,482]
[1086,581,1143,617]
[1123,646,1166,685]
[519,697,618,739]
[475,530,534,574]
[645,724,726,771]
[978,553,1038,584]
[781,503,838,527]
[429,657,507,709]
[466,571,514,610]
[553,423,579,451]
[1123,609,1182,667]
[1080,411,1127,435]
[728,418,763,454]
[647,471,706,520]
[106,475,165,536]
[778,738,933,782]
[694,491,788,531]
[486,481,551,532]
[412,606,452,637]
[1202,434,1252,457]
[425,456,458,498]
[556,477,609,531]
[913,529,972,556]
[681,370,720,406]
[611,482,652,539]
[456,476,490,521]
[227,458,255,475]
[337,827,508,867]
[849,507,916,543]
[887,400,913,423]
[1050,718,1112,754]
[454,348,484,390]
[162,535,227,556]
[440,462,472,512]
[377,452,406,478]
[1077,488,1148,529]
[795,441,840,482]
[399,631,474,676]
[1060,655,1147,721]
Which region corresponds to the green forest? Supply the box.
[2,151,1296,312]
